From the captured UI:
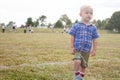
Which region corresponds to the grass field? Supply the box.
[0,28,120,80]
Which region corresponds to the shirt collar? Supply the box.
[79,21,93,26]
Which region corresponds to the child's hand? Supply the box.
[90,50,96,57]
[71,47,75,55]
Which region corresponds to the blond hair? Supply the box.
[80,5,93,13]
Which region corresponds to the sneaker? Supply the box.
[75,75,83,80]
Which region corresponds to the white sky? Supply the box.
[0,0,120,26]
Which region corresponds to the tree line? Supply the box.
[1,11,120,33]
[25,14,72,28]
[92,11,120,33]
[26,11,120,33]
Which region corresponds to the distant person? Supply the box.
[69,5,99,80]
[1,24,6,33]
[28,25,33,33]
[50,27,54,32]
[63,27,66,33]
[9,22,13,32]
[48,24,54,32]
[12,22,17,32]
[63,25,70,33]
[66,27,70,33]
[24,25,27,33]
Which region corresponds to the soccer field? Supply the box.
[0,29,120,80]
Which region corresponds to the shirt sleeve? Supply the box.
[69,25,77,36]
[92,26,100,39]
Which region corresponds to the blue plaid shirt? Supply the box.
[69,22,99,53]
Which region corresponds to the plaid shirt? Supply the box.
[69,22,99,53]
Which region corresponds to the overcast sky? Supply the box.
[0,0,120,26]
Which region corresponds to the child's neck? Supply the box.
[81,19,90,25]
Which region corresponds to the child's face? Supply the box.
[80,8,93,22]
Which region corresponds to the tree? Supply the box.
[92,19,102,29]
[39,15,47,22]
[60,14,72,26]
[39,15,47,26]
[107,11,120,33]
[7,21,13,27]
[104,18,110,29]
[26,17,34,26]
[97,20,102,29]
[92,19,110,30]
[54,20,64,28]
[34,19,39,27]
[92,19,98,27]
[101,18,110,29]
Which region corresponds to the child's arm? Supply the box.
[91,39,98,57]
[70,36,75,55]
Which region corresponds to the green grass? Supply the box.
[0,27,63,33]
[0,28,120,80]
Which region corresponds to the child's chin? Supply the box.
[86,18,91,21]
[85,19,91,22]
